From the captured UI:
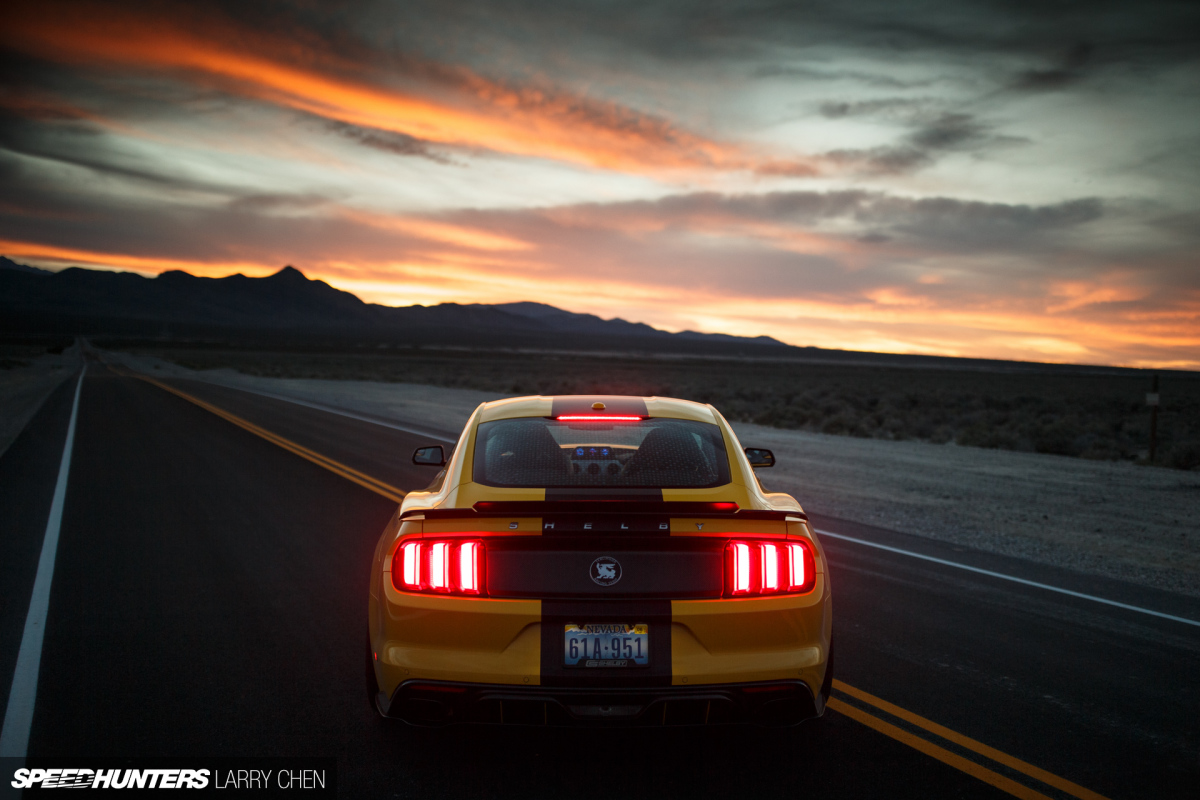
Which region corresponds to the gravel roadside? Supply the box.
[0,344,80,460]
[110,352,1200,598]
[735,422,1198,598]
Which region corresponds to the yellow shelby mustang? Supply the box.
[367,395,832,726]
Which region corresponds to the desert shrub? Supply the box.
[135,344,1200,469]
[929,425,955,444]
[1166,441,1200,470]
[958,423,1022,450]
[1032,420,1084,456]
[881,417,907,439]
[1080,440,1122,460]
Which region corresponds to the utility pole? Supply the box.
[1147,374,1160,463]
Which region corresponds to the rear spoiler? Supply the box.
[401,501,805,522]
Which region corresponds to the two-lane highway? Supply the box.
[2,363,1197,798]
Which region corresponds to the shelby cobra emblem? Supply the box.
[590,556,622,586]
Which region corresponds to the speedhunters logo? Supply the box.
[12,768,210,789]
[5,760,336,795]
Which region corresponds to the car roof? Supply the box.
[476,395,719,424]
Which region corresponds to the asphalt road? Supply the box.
[1,362,1197,798]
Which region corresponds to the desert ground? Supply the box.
[99,351,1200,599]
[144,347,1200,468]
[0,342,79,460]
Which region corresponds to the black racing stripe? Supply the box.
[549,396,649,417]
[540,600,672,687]
[488,536,723,598]
[544,488,663,502]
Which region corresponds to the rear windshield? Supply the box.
[472,417,731,489]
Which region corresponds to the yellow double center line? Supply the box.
[829,681,1108,800]
[129,371,407,503]
[129,368,1108,800]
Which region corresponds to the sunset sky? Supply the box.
[1,0,1197,368]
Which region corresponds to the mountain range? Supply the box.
[0,258,787,354]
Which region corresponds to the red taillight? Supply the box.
[392,539,486,596]
[458,541,480,594]
[731,542,752,595]
[725,539,816,597]
[428,542,450,591]
[399,541,421,589]
[555,415,644,422]
[762,543,781,591]
[788,543,808,590]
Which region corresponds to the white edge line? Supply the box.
[0,366,85,757]
[188,380,457,443]
[815,528,1200,629]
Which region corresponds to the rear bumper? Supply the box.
[379,678,822,727]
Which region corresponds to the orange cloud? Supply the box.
[0,1,815,176]
[339,210,533,252]
[1045,278,1147,312]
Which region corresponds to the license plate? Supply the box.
[564,623,649,667]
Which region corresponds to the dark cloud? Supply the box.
[395,189,1108,272]
[824,144,934,175]
[18,0,1189,100]
[382,0,1200,86]
[678,190,1103,247]
[0,118,335,228]
[323,120,455,163]
[1148,210,1200,241]
[856,232,891,243]
[884,195,1105,249]
[0,153,417,266]
[907,113,987,150]
[1011,69,1080,92]
[0,110,199,191]
[818,98,931,119]
[821,111,1027,175]
[224,193,334,212]
[0,109,256,201]
[754,64,939,89]
[4,0,1196,185]
[1010,42,1096,92]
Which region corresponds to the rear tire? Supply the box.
[792,635,834,738]
[366,632,383,715]
[820,635,835,707]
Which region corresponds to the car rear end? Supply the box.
[367,395,832,726]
